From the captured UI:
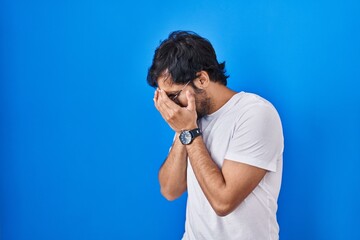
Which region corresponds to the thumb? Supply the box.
[186,90,196,111]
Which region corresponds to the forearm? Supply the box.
[186,137,229,214]
[158,134,188,200]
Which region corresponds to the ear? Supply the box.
[194,71,210,89]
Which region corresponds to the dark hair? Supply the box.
[147,31,229,87]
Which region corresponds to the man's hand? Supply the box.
[154,89,198,132]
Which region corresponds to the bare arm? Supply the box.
[154,89,194,201]
[158,133,188,200]
[186,136,266,216]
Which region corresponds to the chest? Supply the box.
[199,116,236,167]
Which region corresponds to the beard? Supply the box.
[195,91,211,119]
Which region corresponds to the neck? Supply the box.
[207,83,237,114]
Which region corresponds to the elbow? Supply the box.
[159,179,186,201]
[212,201,239,217]
[214,206,232,217]
[160,187,181,201]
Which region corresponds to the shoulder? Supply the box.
[238,92,276,109]
[230,92,280,122]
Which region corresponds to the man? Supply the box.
[147,31,284,240]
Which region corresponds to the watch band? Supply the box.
[189,128,202,139]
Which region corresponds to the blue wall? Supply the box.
[1,0,359,239]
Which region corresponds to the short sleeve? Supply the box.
[224,103,284,172]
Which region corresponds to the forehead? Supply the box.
[157,73,178,90]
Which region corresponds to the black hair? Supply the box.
[147,30,229,87]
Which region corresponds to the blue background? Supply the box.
[1,0,359,239]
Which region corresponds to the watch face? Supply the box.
[180,131,192,145]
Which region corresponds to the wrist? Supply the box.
[175,124,198,134]
[179,127,202,145]
[183,123,199,131]
[185,135,202,147]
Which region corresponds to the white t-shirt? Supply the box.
[182,92,284,240]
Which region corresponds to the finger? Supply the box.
[154,88,158,99]
[155,99,170,121]
[153,89,160,110]
[158,89,180,110]
[153,89,157,102]
[186,90,196,111]
[156,90,174,119]
[158,89,185,124]
[155,90,170,117]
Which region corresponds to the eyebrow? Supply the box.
[158,88,180,95]
[166,90,180,95]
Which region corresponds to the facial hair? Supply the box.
[195,91,211,119]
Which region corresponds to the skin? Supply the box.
[154,71,267,216]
